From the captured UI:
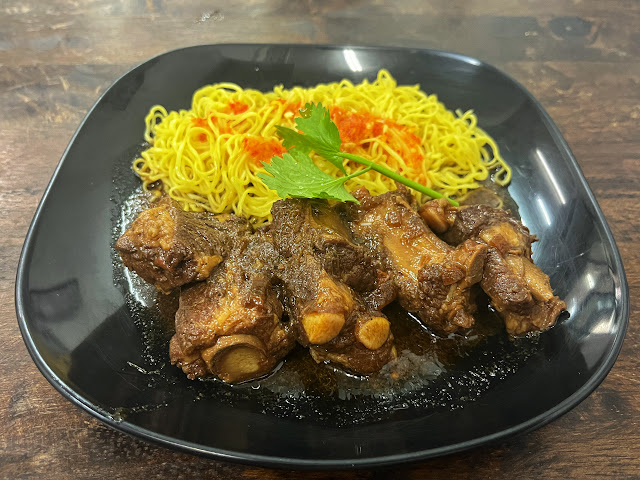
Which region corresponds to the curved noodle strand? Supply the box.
[134,70,511,224]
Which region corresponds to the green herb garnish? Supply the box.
[259,149,370,203]
[258,102,458,206]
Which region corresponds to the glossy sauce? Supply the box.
[113,186,541,426]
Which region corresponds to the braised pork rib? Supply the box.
[345,188,488,334]
[169,229,294,382]
[116,192,565,383]
[115,198,251,293]
[419,198,567,335]
[270,199,396,373]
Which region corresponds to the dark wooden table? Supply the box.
[2,1,639,478]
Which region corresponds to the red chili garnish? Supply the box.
[329,107,424,166]
[192,117,210,142]
[191,115,234,139]
[191,117,209,128]
[228,101,249,114]
[242,136,287,165]
[284,101,301,116]
[272,99,302,116]
[330,107,381,145]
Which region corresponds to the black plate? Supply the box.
[15,44,629,468]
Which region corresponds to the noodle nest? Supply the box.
[134,70,511,224]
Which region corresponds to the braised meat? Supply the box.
[169,229,294,382]
[270,199,396,373]
[346,188,488,334]
[115,198,251,292]
[270,199,378,292]
[419,198,566,335]
[275,251,354,346]
[309,306,396,375]
[118,190,565,383]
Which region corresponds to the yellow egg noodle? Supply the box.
[133,70,511,225]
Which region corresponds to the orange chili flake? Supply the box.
[396,130,424,167]
[329,107,424,167]
[284,101,301,116]
[191,115,233,140]
[192,117,209,128]
[242,136,286,165]
[228,101,249,114]
[191,117,211,142]
[330,107,382,145]
[272,99,302,116]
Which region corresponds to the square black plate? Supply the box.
[15,44,628,468]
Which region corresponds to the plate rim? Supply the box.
[14,43,630,469]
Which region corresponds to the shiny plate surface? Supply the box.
[15,44,628,468]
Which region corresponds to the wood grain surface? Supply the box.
[1,1,639,478]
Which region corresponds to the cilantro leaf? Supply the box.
[295,102,341,152]
[275,102,346,173]
[257,149,358,203]
[264,102,459,207]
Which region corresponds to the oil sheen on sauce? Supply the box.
[112,187,540,426]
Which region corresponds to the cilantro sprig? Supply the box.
[259,149,370,202]
[258,102,458,206]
